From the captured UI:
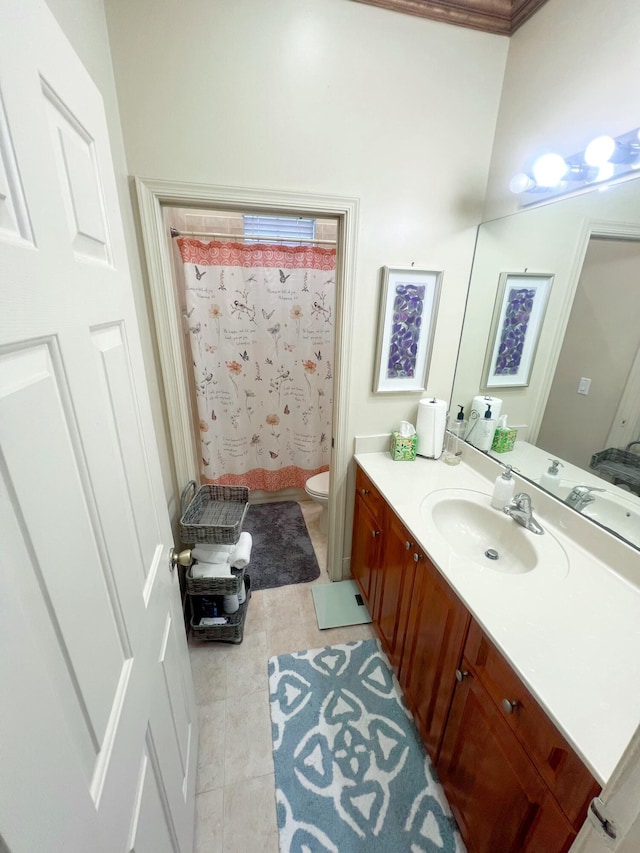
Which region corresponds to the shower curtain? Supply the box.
[177,238,336,491]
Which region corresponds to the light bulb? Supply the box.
[595,162,614,182]
[509,173,535,194]
[585,135,615,166]
[532,153,568,188]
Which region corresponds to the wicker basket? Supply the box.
[590,447,640,489]
[185,565,244,596]
[179,481,249,544]
[189,575,251,644]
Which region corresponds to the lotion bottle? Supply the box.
[491,464,515,509]
[540,459,563,494]
[444,405,467,465]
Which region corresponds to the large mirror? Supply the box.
[452,175,640,549]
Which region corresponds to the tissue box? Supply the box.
[491,427,517,453]
[390,432,417,461]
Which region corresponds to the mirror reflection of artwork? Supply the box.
[387,284,425,379]
[483,272,553,389]
[494,287,535,375]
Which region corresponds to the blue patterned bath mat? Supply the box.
[268,639,466,852]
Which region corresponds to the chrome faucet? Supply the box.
[503,492,544,535]
[565,485,605,512]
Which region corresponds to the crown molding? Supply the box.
[351,0,549,35]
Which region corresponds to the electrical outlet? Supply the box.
[578,377,591,395]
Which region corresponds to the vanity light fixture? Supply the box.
[511,126,640,205]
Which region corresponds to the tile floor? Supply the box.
[189,500,376,853]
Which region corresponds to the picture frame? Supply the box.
[373,266,442,394]
[482,272,554,389]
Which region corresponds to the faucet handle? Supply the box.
[512,491,532,508]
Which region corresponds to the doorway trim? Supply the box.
[135,177,359,582]
[528,218,640,443]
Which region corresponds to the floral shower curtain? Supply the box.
[177,238,336,491]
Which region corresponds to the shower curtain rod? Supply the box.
[169,226,336,246]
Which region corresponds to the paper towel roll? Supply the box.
[416,397,447,459]
[467,395,503,449]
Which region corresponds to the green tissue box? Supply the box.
[491,427,517,453]
[390,432,417,461]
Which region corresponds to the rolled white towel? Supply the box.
[192,543,234,564]
[230,531,252,569]
[190,561,233,580]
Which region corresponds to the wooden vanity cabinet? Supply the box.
[351,464,600,853]
[437,620,600,852]
[398,545,470,761]
[375,510,418,673]
[437,657,577,853]
[350,467,385,617]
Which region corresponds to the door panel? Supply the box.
[0,1,197,850]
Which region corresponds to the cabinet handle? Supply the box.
[360,488,370,495]
[371,530,380,538]
[502,698,519,714]
[455,669,468,682]
[413,552,421,562]
[405,540,411,550]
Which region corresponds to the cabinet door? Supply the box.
[399,553,470,761]
[376,511,416,672]
[350,491,382,611]
[438,666,576,853]
[463,621,600,829]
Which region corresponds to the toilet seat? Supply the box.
[305,470,329,498]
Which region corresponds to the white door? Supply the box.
[0,1,197,851]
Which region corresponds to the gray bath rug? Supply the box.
[268,639,466,852]
[242,501,320,591]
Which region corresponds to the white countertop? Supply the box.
[354,448,640,784]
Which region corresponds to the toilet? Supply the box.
[304,470,330,535]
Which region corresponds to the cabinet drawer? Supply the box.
[355,466,384,524]
[464,620,600,828]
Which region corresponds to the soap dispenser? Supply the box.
[540,459,563,494]
[476,403,497,452]
[491,464,515,509]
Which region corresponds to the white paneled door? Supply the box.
[0,2,197,851]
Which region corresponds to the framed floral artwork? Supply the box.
[482,272,554,389]
[373,266,443,394]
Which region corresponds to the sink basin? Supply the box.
[420,488,569,577]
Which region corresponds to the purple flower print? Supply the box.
[386,284,425,379]
[493,287,535,375]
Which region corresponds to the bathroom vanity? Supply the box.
[351,448,640,853]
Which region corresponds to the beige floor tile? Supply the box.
[190,643,228,705]
[224,689,274,786]
[241,588,266,637]
[225,652,269,699]
[222,774,279,853]
[194,788,224,853]
[191,498,351,848]
[197,701,226,794]
[262,584,307,633]
[267,622,313,658]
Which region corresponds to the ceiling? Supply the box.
[352,0,550,35]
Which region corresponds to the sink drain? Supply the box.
[485,548,499,560]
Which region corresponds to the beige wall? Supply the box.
[44,0,640,533]
[484,0,640,219]
[103,0,508,447]
[537,238,640,469]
